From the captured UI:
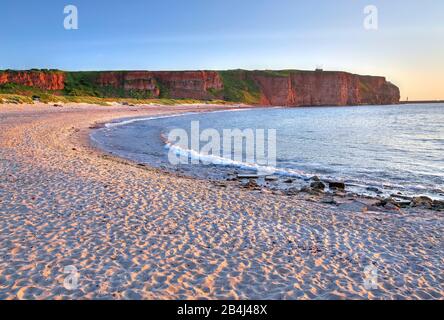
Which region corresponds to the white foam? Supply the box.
[164,139,307,178]
[105,113,197,128]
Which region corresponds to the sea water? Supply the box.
[91,104,444,200]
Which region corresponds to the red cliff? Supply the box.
[250,71,400,106]
[96,71,160,97]
[0,70,65,90]
[357,75,401,105]
[95,71,224,100]
[152,71,224,100]
[0,69,400,106]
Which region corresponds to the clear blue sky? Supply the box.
[0,0,443,99]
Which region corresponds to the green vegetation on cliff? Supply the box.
[0,68,64,74]
[257,70,297,77]
[0,81,227,106]
[218,70,261,104]
[1,69,263,104]
[65,72,142,98]
[64,72,101,96]
[64,72,157,99]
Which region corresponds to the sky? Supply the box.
[0,0,443,100]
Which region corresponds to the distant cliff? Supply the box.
[94,71,223,100]
[244,70,400,106]
[0,70,65,90]
[0,69,400,106]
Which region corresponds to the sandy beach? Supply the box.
[0,103,442,300]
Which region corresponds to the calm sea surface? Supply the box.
[92,104,444,200]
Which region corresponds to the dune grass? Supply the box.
[0,94,34,104]
[0,91,231,107]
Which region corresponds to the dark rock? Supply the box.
[383,203,403,212]
[311,176,321,182]
[411,196,433,209]
[284,179,294,184]
[243,179,260,189]
[329,182,346,190]
[366,187,380,193]
[347,192,359,198]
[310,181,326,190]
[375,197,409,209]
[374,199,388,207]
[264,176,279,181]
[237,174,259,179]
[285,187,300,196]
[432,200,444,211]
[332,190,346,197]
[300,186,323,195]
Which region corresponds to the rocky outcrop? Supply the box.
[0,70,65,90]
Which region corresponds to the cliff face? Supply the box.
[96,72,160,97]
[96,71,224,100]
[250,71,400,106]
[357,75,401,105]
[152,71,224,100]
[0,71,65,90]
[0,69,400,106]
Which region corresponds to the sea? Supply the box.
[91,103,444,200]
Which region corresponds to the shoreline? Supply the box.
[91,105,444,209]
[0,102,443,299]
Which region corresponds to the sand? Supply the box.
[0,103,442,300]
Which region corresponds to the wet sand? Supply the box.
[0,103,442,300]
